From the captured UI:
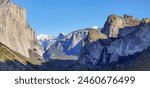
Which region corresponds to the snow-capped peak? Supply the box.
[60,32,65,35]
[92,26,98,29]
[37,34,57,50]
[37,34,56,40]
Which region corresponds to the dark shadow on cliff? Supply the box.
[79,38,150,71]
[78,23,150,71]
[0,60,39,71]
[1,45,150,71]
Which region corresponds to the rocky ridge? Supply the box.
[102,14,140,38]
[43,28,90,60]
[79,14,150,70]
[37,34,57,51]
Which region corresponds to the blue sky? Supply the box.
[12,0,150,36]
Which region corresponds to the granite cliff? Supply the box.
[43,29,89,60]
[0,0,43,58]
[1,0,149,71]
[102,14,140,38]
[79,14,150,70]
[0,0,44,70]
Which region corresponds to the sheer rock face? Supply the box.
[44,29,89,60]
[79,29,108,66]
[102,14,140,38]
[79,15,150,70]
[0,0,10,4]
[0,1,43,58]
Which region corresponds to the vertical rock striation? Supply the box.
[0,0,43,58]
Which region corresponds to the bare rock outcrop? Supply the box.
[79,15,150,70]
[0,0,10,4]
[0,1,43,58]
[102,14,140,38]
[88,29,107,42]
[44,29,89,60]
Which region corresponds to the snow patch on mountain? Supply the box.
[92,26,98,29]
[43,29,89,60]
[37,34,57,51]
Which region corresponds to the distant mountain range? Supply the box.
[37,34,57,51]
[38,27,100,60]
[38,14,150,70]
[0,0,150,71]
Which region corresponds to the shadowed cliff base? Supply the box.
[0,60,41,71]
[125,47,150,71]
[1,57,150,71]
[79,22,150,71]
[0,42,44,71]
